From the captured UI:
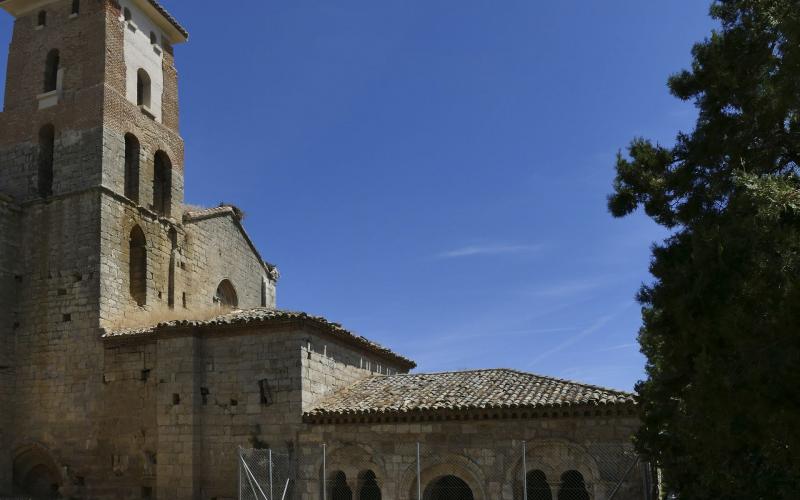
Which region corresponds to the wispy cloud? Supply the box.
[526,301,635,368]
[529,279,606,299]
[595,342,639,353]
[437,243,542,259]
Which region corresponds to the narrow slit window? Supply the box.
[129,225,147,306]
[123,8,132,21]
[258,379,272,405]
[38,125,55,198]
[44,49,60,93]
[71,0,80,15]
[37,11,47,27]
[168,228,177,309]
[153,151,172,217]
[124,133,140,202]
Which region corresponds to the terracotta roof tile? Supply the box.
[103,308,416,369]
[305,369,634,417]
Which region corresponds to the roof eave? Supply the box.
[133,0,188,44]
[302,401,638,423]
[0,0,188,44]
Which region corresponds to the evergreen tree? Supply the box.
[609,1,800,497]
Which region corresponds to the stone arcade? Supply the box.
[0,1,648,499]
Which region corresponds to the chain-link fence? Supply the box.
[238,442,656,500]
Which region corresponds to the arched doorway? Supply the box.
[423,475,474,500]
[13,446,62,498]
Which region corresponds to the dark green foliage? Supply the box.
[609,1,800,498]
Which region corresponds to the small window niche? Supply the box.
[258,379,273,406]
[123,7,136,32]
[36,10,46,29]
[70,0,80,17]
[150,31,163,55]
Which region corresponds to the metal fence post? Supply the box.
[522,441,528,500]
[322,443,327,500]
[416,442,422,500]
[269,448,274,500]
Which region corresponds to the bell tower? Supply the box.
[0,0,188,495]
[0,0,188,206]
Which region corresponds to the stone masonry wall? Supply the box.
[10,191,105,497]
[0,197,21,493]
[183,214,274,311]
[99,324,405,500]
[298,414,644,500]
[99,192,190,328]
[301,328,407,413]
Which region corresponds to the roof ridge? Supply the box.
[499,368,635,396]
[103,307,416,369]
[356,368,633,396]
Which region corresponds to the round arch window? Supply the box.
[215,279,238,308]
[423,475,474,500]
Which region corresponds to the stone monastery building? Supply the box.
[0,1,651,499]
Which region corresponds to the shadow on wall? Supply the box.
[12,445,62,499]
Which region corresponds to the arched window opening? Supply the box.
[123,7,132,21]
[330,471,352,500]
[423,475,474,500]
[137,69,151,108]
[357,470,381,500]
[38,125,55,198]
[153,151,172,217]
[124,133,140,203]
[71,0,80,15]
[527,470,553,500]
[37,10,46,26]
[557,471,589,500]
[129,225,147,306]
[215,279,238,309]
[43,49,59,93]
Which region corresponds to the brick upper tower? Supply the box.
[0,0,187,208]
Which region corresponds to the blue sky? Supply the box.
[0,1,715,390]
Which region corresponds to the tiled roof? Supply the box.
[145,0,188,40]
[103,308,416,369]
[305,369,634,418]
